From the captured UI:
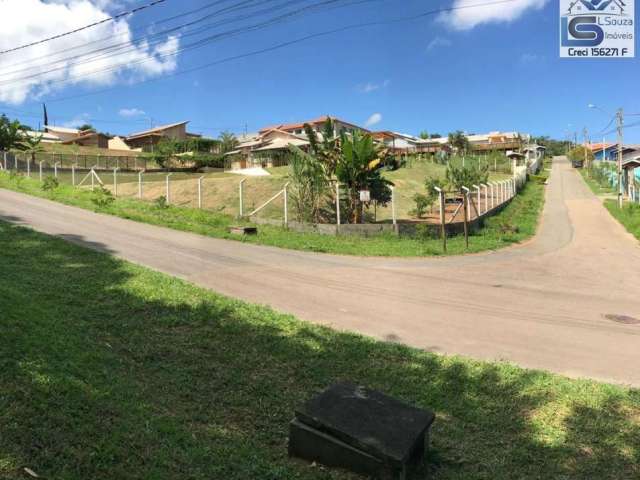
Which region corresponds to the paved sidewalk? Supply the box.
[2,157,640,385]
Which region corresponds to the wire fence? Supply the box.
[1,150,530,246]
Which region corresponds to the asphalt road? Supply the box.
[2,157,640,386]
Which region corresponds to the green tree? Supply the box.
[445,162,489,190]
[219,131,239,154]
[567,145,594,167]
[18,133,44,164]
[0,114,26,151]
[287,145,330,223]
[448,130,470,155]
[77,124,95,132]
[336,131,393,223]
[419,131,430,140]
[303,118,341,175]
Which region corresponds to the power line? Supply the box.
[0,0,237,71]
[0,0,310,81]
[0,0,365,89]
[26,0,521,105]
[0,0,168,56]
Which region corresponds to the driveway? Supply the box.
[2,157,640,385]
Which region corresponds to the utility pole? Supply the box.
[583,127,589,170]
[617,108,624,208]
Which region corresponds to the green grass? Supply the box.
[1,221,639,479]
[604,199,640,241]
[378,159,511,221]
[578,168,616,196]
[0,171,545,257]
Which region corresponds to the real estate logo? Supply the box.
[560,0,635,57]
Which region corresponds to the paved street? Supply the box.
[2,157,640,385]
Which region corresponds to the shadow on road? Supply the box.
[0,220,638,479]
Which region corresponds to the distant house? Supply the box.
[588,142,618,162]
[371,131,448,154]
[44,125,85,143]
[467,131,523,152]
[62,131,110,149]
[228,129,309,170]
[124,121,201,151]
[108,136,142,152]
[259,115,369,137]
[24,130,62,144]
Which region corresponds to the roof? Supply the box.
[259,115,369,134]
[44,125,82,135]
[253,137,309,152]
[61,131,110,144]
[588,142,617,152]
[127,121,189,140]
[24,130,61,142]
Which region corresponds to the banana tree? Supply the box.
[19,133,44,165]
[336,131,393,223]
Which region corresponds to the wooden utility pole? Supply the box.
[617,108,624,208]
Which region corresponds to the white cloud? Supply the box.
[427,37,452,51]
[365,113,382,128]
[60,113,91,129]
[119,107,145,117]
[0,0,180,104]
[357,80,390,94]
[439,0,549,30]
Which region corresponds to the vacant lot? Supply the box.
[1,221,639,479]
[0,170,545,256]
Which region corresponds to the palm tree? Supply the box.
[448,130,470,156]
[219,131,239,154]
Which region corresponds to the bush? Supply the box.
[41,175,59,192]
[154,196,169,209]
[91,186,115,208]
[410,193,431,219]
[193,153,226,169]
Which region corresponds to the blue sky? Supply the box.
[0,0,638,142]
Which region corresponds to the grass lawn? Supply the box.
[578,168,616,196]
[604,199,640,241]
[1,221,639,479]
[0,170,546,256]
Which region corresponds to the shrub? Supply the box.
[41,175,59,192]
[154,196,169,209]
[91,186,115,208]
[410,193,431,219]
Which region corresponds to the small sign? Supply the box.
[560,0,635,58]
[359,190,371,202]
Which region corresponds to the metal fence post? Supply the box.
[39,161,43,181]
[72,164,76,186]
[54,162,60,178]
[138,170,145,199]
[283,182,289,227]
[166,173,173,204]
[391,186,397,226]
[481,183,488,214]
[435,186,446,253]
[26,156,30,177]
[198,176,204,209]
[239,178,246,217]
[461,186,470,249]
[336,183,341,225]
[113,168,118,196]
[473,184,480,216]
[2,151,6,170]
